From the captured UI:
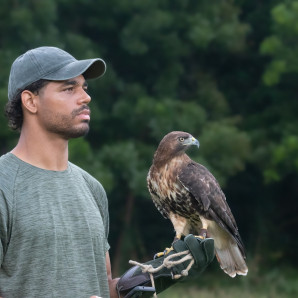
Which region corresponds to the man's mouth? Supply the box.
[72,106,91,120]
[77,110,90,120]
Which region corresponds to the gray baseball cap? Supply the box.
[8,46,106,101]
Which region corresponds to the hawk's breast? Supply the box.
[147,160,202,222]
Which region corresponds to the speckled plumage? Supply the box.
[147,131,248,278]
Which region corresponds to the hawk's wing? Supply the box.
[178,161,245,256]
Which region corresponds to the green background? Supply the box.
[1,0,298,297]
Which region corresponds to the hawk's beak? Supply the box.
[184,136,200,148]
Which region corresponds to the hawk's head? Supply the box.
[153,131,200,164]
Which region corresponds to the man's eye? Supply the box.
[64,87,74,92]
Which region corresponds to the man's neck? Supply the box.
[11,129,69,171]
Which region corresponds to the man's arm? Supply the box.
[106,252,120,298]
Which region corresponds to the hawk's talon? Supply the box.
[194,228,208,240]
[195,235,205,240]
[154,246,174,259]
[154,251,164,259]
[164,246,174,255]
[173,234,182,243]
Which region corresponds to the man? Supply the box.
[0,47,214,298]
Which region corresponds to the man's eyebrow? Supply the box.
[61,80,88,88]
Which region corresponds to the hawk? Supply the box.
[147,131,248,277]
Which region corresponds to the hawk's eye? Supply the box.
[179,137,185,142]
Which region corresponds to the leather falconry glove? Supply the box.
[116,234,215,298]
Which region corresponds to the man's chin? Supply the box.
[64,125,90,140]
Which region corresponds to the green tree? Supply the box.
[260,1,298,86]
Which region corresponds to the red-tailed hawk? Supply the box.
[147,131,248,277]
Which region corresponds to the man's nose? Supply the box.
[78,88,91,104]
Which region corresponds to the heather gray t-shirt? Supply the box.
[0,153,110,298]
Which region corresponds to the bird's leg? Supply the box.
[154,213,188,259]
[197,228,208,239]
[196,217,209,239]
[169,212,189,243]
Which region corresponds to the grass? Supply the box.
[157,264,298,298]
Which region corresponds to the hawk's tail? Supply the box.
[215,240,248,278]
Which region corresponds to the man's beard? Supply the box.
[42,105,91,140]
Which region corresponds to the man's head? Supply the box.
[5,46,106,131]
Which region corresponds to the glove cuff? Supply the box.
[116,255,179,297]
[116,236,215,297]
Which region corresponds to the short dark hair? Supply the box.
[5,79,49,131]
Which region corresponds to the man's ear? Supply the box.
[21,90,38,114]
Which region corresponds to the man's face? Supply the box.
[36,75,91,139]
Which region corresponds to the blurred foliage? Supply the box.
[159,265,298,297]
[260,1,298,86]
[263,135,298,182]
[0,0,297,281]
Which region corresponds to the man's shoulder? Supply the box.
[69,162,96,181]
[0,153,20,203]
[69,163,108,207]
[0,153,19,184]
[0,152,15,165]
[69,162,106,194]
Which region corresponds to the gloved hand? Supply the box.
[116,234,215,298]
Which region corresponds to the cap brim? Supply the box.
[42,58,106,81]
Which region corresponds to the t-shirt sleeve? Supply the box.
[0,190,10,265]
[87,178,110,251]
[97,183,110,251]
[0,155,17,266]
